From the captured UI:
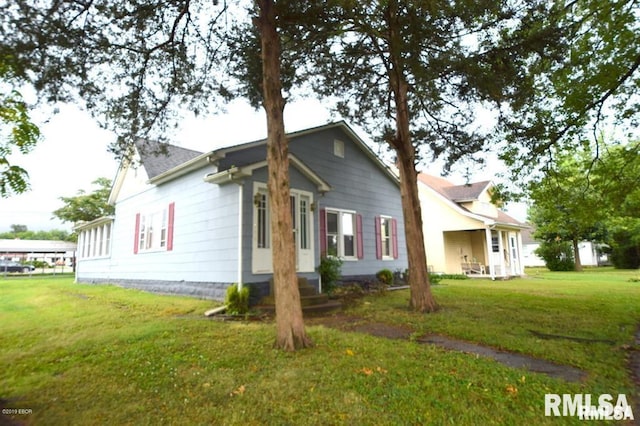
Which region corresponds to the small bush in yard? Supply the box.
[376,268,394,286]
[317,256,343,294]
[535,240,575,271]
[226,283,249,315]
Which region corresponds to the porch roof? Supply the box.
[203,153,332,193]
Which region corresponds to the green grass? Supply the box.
[1,269,638,425]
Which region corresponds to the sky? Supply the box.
[0,98,527,233]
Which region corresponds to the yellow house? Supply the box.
[418,174,528,278]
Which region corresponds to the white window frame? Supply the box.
[138,207,170,253]
[252,182,315,273]
[380,215,393,260]
[333,139,345,158]
[325,207,358,261]
[79,221,113,259]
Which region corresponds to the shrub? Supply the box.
[609,230,640,269]
[376,268,394,286]
[317,256,343,294]
[225,283,249,315]
[535,240,575,271]
[329,283,365,308]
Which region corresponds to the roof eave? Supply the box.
[148,152,215,185]
[74,216,115,231]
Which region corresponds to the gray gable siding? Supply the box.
[232,125,406,282]
[289,127,406,277]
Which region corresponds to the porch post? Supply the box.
[516,232,525,275]
[498,230,506,277]
[485,227,495,280]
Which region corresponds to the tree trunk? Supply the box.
[572,238,583,272]
[393,87,438,313]
[256,0,312,351]
[387,1,437,313]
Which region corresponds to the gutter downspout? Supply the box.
[237,182,244,291]
[317,200,322,294]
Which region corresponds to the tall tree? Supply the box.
[53,177,115,224]
[499,0,640,181]
[527,148,606,271]
[592,140,640,268]
[0,60,40,197]
[1,0,313,350]
[307,1,565,312]
[253,0,312,350]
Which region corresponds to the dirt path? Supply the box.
[308,313,588,382]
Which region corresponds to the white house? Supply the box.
[418,174,528,278]
[521,226,610,268]
[74,122,408,300]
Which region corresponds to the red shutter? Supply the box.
[392,218,398,259]
[356,214,363,259]
[133,213,140,254]
[375,216,382,259]
[167,202,175,251]
[319,208,326,256]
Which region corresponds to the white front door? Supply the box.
[252,183,314,274]
[291,193,314,272]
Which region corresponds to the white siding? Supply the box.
[78,167,239,284]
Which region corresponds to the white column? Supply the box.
[485,227,495,280]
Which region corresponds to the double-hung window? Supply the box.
[134,202,175,253]
[321,208,363,260]
[375,215,398,260]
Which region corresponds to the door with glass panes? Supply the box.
[252,184,314,273]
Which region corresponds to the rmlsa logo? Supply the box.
[545,394,634,421]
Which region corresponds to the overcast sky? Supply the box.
[0,98,526,233]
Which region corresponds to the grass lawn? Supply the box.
[1,269,639,425]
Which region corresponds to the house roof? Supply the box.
[417,174,491,201]
[135,140,204,179]
[0,239,77,253]
[209,121,399,185]
[418,173,525,228]
[442,181,492,202]
[520,226,538,244]
[109,121,396,204]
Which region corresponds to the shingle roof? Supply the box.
[417,174,491,201]
[442,181,492,201]
[135,140,204,179]
[418,173,525,227]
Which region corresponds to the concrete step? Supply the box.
[298,286,318,297]
[300,293,329,306]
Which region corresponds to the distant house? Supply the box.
[520,227,546,267]
[0,239,77,266]
[74,121,407,300]
[418,174,528,278]
[521,226,610,268]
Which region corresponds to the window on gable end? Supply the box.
[333,139,345,158]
